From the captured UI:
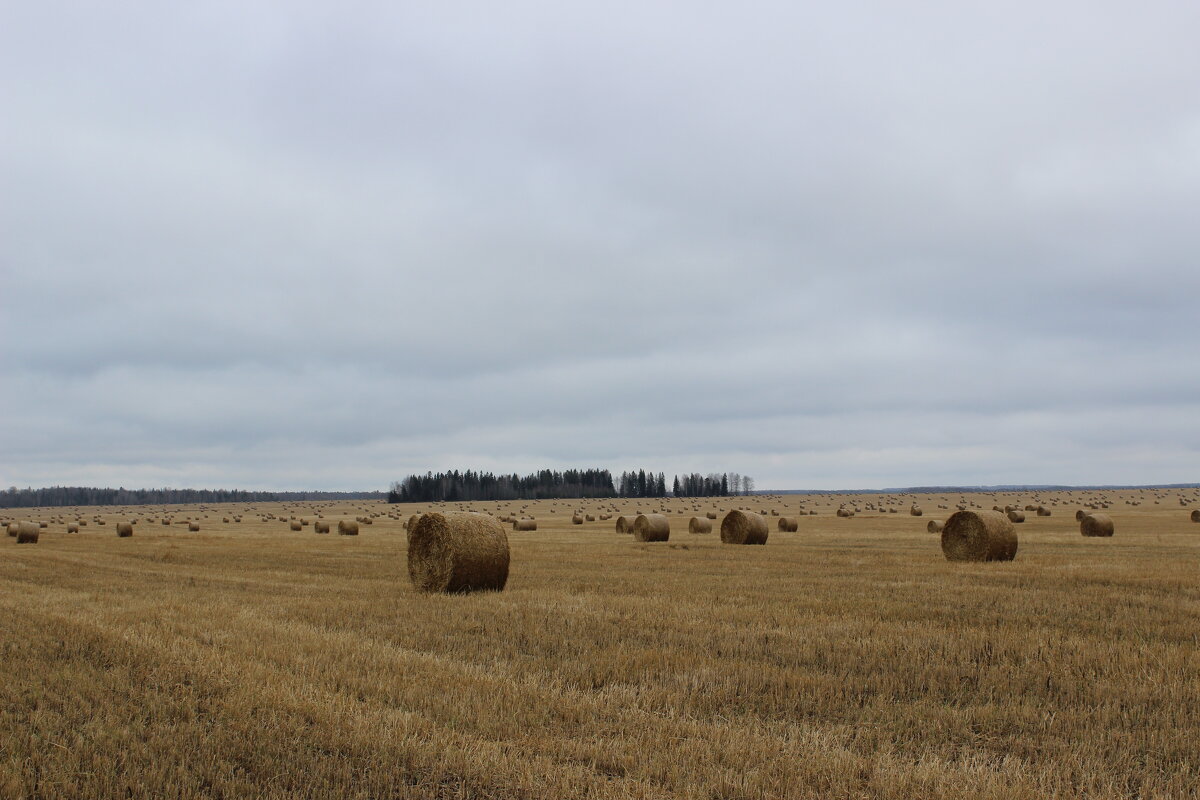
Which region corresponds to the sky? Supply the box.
[2,1,1198,491]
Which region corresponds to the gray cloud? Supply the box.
[2,1,1198,490]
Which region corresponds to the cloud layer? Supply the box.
[3,1,1198,490]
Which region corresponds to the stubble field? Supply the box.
[2,489,1199,799]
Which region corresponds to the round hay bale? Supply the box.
[721,511,768,545]
[15,522,39,544]
[836,508,854,518]
[67,523,79,533]
[632,514,670,542]
[941,510,1017,562]
[338,520,359,536]
[777,517,798,532]
[314,521,330,533]
[615,515,637,534]
[408,512,509,593]
[1036,507,1051,517]
[910,505,923,517]
[688,516,712,534]
[585,514,595,522]
[927,519,944,533]
[188,522,200,532]
[116,522,133,538]
[512,518,537,531]
[1190,509,1200,523]
[290,521,302,531]
[571,514,583,525]
[1075,509,1088,521]
[705,511,717,520]
[1006,510,1026,523]
[1080,513,1114,537]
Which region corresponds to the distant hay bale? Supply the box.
[1191,509,1200,523]
[188,522,200,532]
[585,514,595,522]
[688,516,712,534]
[1075,509,1088,521]
[836,508,854,518]
[338,520,359,536]
[67,523,79,533]
[290,521,302,531]
[408,512,509,593]
[615,515,637,534]
[513,518,537,531]
[116,522,134,538]
[721,511,768,545]
[1037,507,1051,517]
[632,514,670,542]
[777,517,798,532]
[1006,510,1026,523]
[910,505,923,517]
[314,521,331,533]
[1080,513,1115,537]
[15,522,39,544]
[927,519,944,533]
[705,511,717,520]
[941,510,1018,562]
[571,514,583,525]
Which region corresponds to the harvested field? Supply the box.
[1,490,1199,799]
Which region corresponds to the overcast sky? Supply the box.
[2,1,1198,491]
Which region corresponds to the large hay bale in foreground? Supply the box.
[777,517,798,532]
[721,511,768,545]
[688,516,712,534]
[633,514,670,542]
[927,519,944,533]
[338,520,359,536]
[512,518,537,531]
[15,522,39,544]
[116,522,134,538]
[408,512,509,593]
[615,515,637,534]
[1191,509,1200,523]
[941,510,1017,562]
[314,521,330,533]
[1080,513,1115,537]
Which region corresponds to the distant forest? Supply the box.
[388,469,754,503]
[0,486,384,509]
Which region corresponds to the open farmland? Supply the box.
[2,489,1199,799]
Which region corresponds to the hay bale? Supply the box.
[777,517,798,532]
[1190,509,1200,523]
[1006,510,1026,523]
[615,515,637,534]
[688,516,712,534]
[705,511,717,520]
[910,505,923,517]
[1075,509,1088,521]
[721,511,768,545]
[941,510,1017,562]
[67,523,79,533]
[188,522,200,532]
[632,514,670,542]
[314,521,331,533]
[836,507,855,518]
[1080,513,1114,537]
[927,519,944,533]
[1037,507,1051,517]
[512,518,537,531]
[571,514,583,525]
[585,514,595,522]
[290,521,302,531]
[15,522,39,544]
[116,522,133,538]
[408,512,509,593]
[338,520,359,536]
[6,522,18,537]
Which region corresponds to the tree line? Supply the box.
[389,468,756,502]
[0,486,384,509]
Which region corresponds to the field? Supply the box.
[2,490,1199,799]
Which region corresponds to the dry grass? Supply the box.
[1,490,1199,799]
